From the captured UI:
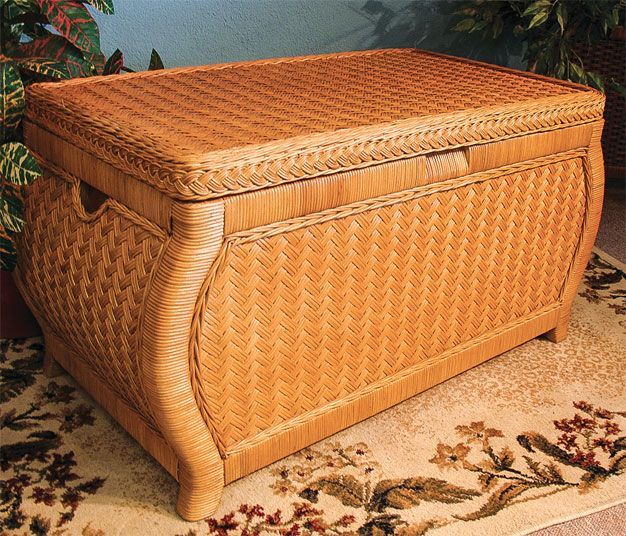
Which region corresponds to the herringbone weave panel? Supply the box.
[197,155,587,452]
[17,171,167,426]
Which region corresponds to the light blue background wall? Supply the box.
[94,0,523,71]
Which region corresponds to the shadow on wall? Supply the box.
[361,0,524,69]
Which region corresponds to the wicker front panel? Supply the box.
[17,170,167,426]
[196,153,587,453]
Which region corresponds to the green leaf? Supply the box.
[0,190,25,233]
[11,36,95,77]
[0,61,25,142]
[85,0,113,14]
[102,48,123,75]
[522,0,551,17]
[148,48,164,70]
[16,57,71,79]
[586,71,605,92]
[0,142,42,185]
[451,18,476,32]
[556,3,566,34]
[37,0,101,57]
[527,10,550,29]
[570,62,587,83]
[368,477,480,513]
[4,0,37,20]
[492,16,504,39]
[0,232,17,271]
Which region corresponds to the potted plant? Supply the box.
[0,0,164,337]
[451,0,625,179]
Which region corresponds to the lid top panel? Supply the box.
[29,49,582,157]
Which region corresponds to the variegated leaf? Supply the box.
[16,57,71,79]
[102,48,123,75]
[85,0,113,14]
[0,231,18,271]
[11,36,94,77]
[4,0,37,19]
[0,142,42,185]
[37,0,101,57]
[0,190,25,233]
[0,60,25,142]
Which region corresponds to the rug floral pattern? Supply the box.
[1,249,625,535]
[204,401,626,536]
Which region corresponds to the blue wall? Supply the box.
[95,1,523,71]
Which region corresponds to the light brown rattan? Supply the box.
[14,48,605,521]
[24,48,604,200]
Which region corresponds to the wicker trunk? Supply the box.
[15,49,605,520]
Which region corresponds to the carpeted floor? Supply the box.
[1,247,624,535]
[595,180,626,263]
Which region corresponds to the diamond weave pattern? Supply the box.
[17,173,166,425]
[199,156,586,451]
[33,50,578,156]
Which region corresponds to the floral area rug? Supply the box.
[1,248,625,536]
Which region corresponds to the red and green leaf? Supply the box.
[36,0,101,58]
[102,48,123,75]
[0,61,25,142]
[10,35,94,77]
[0,142,43,186]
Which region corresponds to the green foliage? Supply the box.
[148,48,164,70]
[0,0,164,270]
[451,0,626,91]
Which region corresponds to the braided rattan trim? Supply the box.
[189,147,587,455]
[25,93,603,200]
[228,148,587,242]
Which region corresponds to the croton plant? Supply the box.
[0,0,163,270]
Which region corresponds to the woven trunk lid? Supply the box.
[25,48,604,201]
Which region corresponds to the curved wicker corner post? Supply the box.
[545,119,605,342]
[141,201,226,521]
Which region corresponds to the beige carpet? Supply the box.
[1,248,625,535]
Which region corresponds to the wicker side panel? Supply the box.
[16,169,167,426]
[196,152,587,453]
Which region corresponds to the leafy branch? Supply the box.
[451,0,626,92]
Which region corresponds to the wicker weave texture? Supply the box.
[195,152,586,453]
[16,167,167,426]
[24,49,604,200]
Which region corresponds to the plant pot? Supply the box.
[1,269,41,339]
[575,27,626,181]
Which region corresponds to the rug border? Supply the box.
[516,498,626,536]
